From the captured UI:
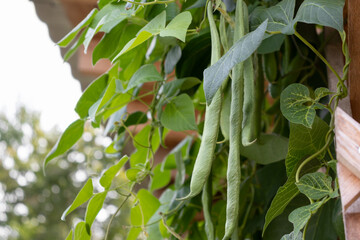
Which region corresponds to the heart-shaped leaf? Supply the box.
[296,172,333,200]
[250,0,295,34]
[295,0,345,32]
[161,94,197,131]
[280,83,316,128]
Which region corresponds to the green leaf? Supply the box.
[160,11,192,42]
[93,20,127,64]
[280,231,302,240]
[92,3,135,33]
[126,64,163,91]
[263,169,300,234]
[160,94,197,131]
[63,29,87,61]
[203,20,268,104]
[250,0,295,34]
[74,221,90,240]
[295,0,345,32]
[61,179,93,220]
[150,164,171,191]
[289,201,324,236]
[44,119,85,168]
[285,116,329,176]
[57,9,98,47]
[75,74,109,119]
[65,230,73,240]
[114,11,166,59]
[127,189,161,240]
[165,45,182,75]
[147,189,177,240]
[258,34,285,54]
[176,32,211,79]
[280,83,317,128]
[314,87,331,101]
[296,172,333,200]
[240,134,289,165]
[263,159,321,234]
[85,191,107,227]
[100,155,129,189]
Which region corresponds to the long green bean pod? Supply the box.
[178,1,222,200]
[223,0,244,239]
[241,2,257,146]
[202,171,215,240]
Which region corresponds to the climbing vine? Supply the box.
[45,0,347,239]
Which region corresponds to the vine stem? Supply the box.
[104,194,131,240]
[294,31,342,82]
[123,0,175,6]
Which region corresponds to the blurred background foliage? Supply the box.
[0,107,130,240]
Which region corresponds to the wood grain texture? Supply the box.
[335,108,360,180]
[348,0,360,121]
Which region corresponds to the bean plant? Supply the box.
[45,0,347,239]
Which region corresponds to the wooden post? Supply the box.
[348,0,360,121]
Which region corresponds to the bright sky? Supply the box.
[0,0,82,131]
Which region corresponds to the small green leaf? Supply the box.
[61,179,93,220]
[75,74,109,119]
[161,94,197,131]
[295,0,345,32]
[296,172,333,200]
[113,11,166,59]
[65,229,73,240]
[126,64,163,91]
[150,164,171,191]
[93,3,135,33]
[93,20,127,64]
[127,189,161,240]
[63,29,87,61]
[285,116,329,176]
[116,31,153,58]
[203,20,268,104]
[126,168,143,182]
[85,191,107,227]
[57,9,98,47]
[241,134,289,165]
[289,201,323,236]
[100,155,129,189]
[44,119,85,168]
[165,45,182,75]
[160,11,192,42]
[250,0,295,34]
[280,231,302,240]
[74,221,90,240]
[314,87,332,100]
[280,83,316,128]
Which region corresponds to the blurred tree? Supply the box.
[0,107,130,240]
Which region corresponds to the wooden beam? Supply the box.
[348,0,360,121]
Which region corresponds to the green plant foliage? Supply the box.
[160,94,197,131]
[250,0,295,34]
[295,0,345,32]
[203,20,268,104]
[285,116,329,176]
[61,179,93,220]
[48,0,349,239]
[44,119,85,167]
[296,172,333,200]
[280,84,329,128]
